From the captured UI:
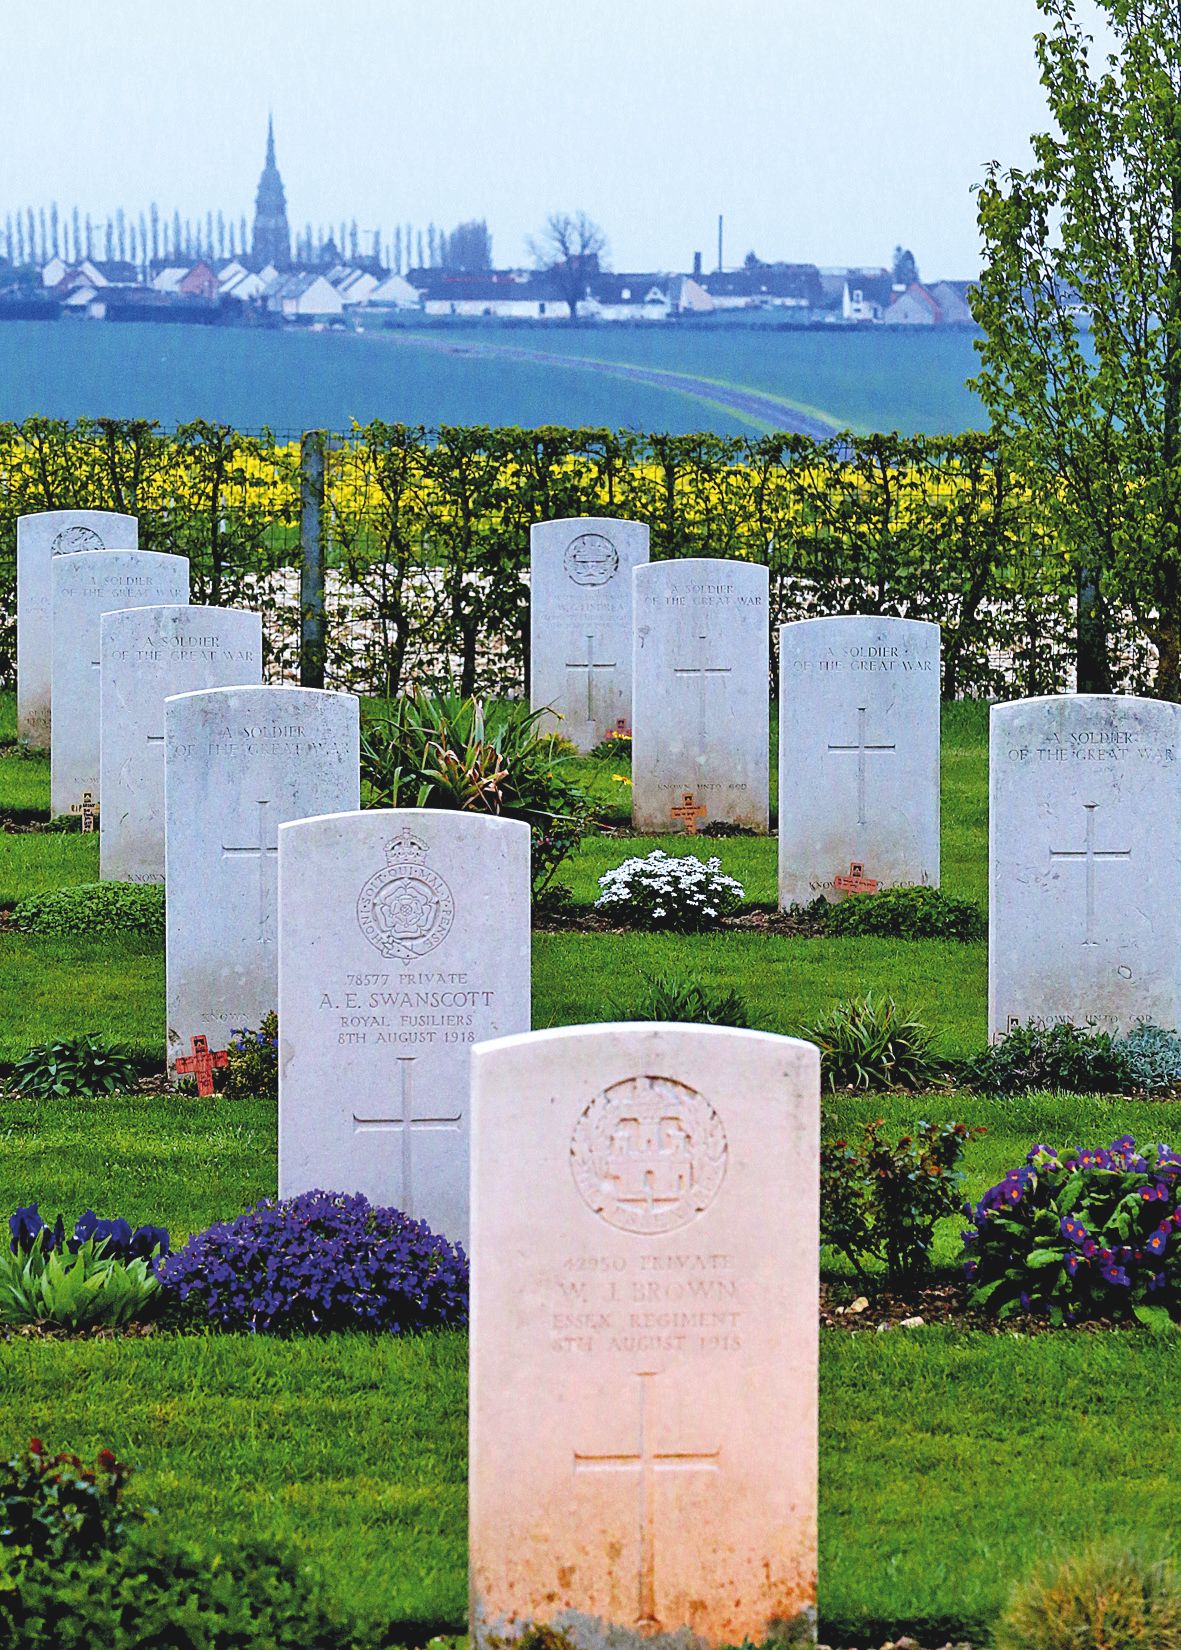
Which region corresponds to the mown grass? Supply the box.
[4,1087,1172,1275]
[0,1093,274,1241]
[0,829,97,905]
[535,931,988,1056]
[0,1333,468,1638]
[0,933,163,1063]
[1,1323,1180,1642]
[4,688,1169,1643]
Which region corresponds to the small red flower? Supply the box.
[27,1438,42,1455]
[97,1449,117,1471]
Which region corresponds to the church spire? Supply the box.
[252,114,291,271]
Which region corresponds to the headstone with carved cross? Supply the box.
[100,604,262,884]
[165,684,359,1082]
[17,510,138,749]
[530,517,649,752]
[174,1034,229,1096]
[469,1022,819,1649]
[631,558,769,833]
[990,694,1181,1039]
[778,615,940,908]
[49,550,189,821]
[277,808,530,1246]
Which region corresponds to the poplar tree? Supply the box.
[973,0,1181,694]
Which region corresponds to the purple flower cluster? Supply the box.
[230,1027,278,1055]
[9,1204,170,1268]
[963,1136,1181,1322]
[157,1189,468,1335]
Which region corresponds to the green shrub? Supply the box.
[0,1224,162,1329]
[821,884,986,941]
[964,1135,1181,1326]
[614,972,754,1028]
[9,883,164,938]
[587,726,631,762]
[0,1530,372,1650]
[0,1440,138,1566]
[821,1117,982,1281]
[8,1037,141,1100]
[966,1019,1130,1096]
[1115,1021,1181,1093]
[360,690,593,893]
[995,1546,1181,1650]
[225,1012,279,1099]
[803,994,942,1092]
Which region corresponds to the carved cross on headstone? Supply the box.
[564,632,616,728]
[833,860,879,895]
[221,799,279,945]
[70,791,98,832]
[352,1055,462,1218]
[672,630,731,739]
[670,792,707,834]
[827,705,896,826]
[1049,801,1132,946]
[573,1371,720,1632]
[175,1033,228,1096]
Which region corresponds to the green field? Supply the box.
[0,318,984,437]
[2,689,1177,1647]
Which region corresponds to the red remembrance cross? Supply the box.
[175,1034,229,1096]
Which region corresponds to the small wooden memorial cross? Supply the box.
[70,791,98,832]
[175,1034,229,1096]
[669,792,707,834]
[833,860,879,894]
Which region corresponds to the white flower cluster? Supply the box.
[595,849,745,931]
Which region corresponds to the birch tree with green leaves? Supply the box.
[971,0,1181,693]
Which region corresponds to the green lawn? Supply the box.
[3,688,1175,1645]
[3,1319,1180,1643]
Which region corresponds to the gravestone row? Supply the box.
[16,509,139,748]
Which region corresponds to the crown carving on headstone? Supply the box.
[385,826,429,865]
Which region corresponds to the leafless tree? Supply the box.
[528,210,607,319]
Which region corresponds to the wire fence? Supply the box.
[0,416,1160,701]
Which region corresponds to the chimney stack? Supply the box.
[693,250,702,277]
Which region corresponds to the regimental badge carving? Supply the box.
[564,532,619,587]
[356,827,454,960]
[570,1074,727,1234]
[51,525,105,556]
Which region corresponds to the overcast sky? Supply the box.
[0,0,1111,276]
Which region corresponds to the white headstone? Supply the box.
[990,694,1181,1039]
[530,517,649,751]
[165,685,360,1077]
[50,550,189,821]
[17,509,139,747]
[470,1022,819,1650]
[278,809,531,1245]
[778,616,941,906]
[99,605,264,884]
[631,559,769,833]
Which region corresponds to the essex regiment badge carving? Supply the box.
[570,1073,728,1234]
